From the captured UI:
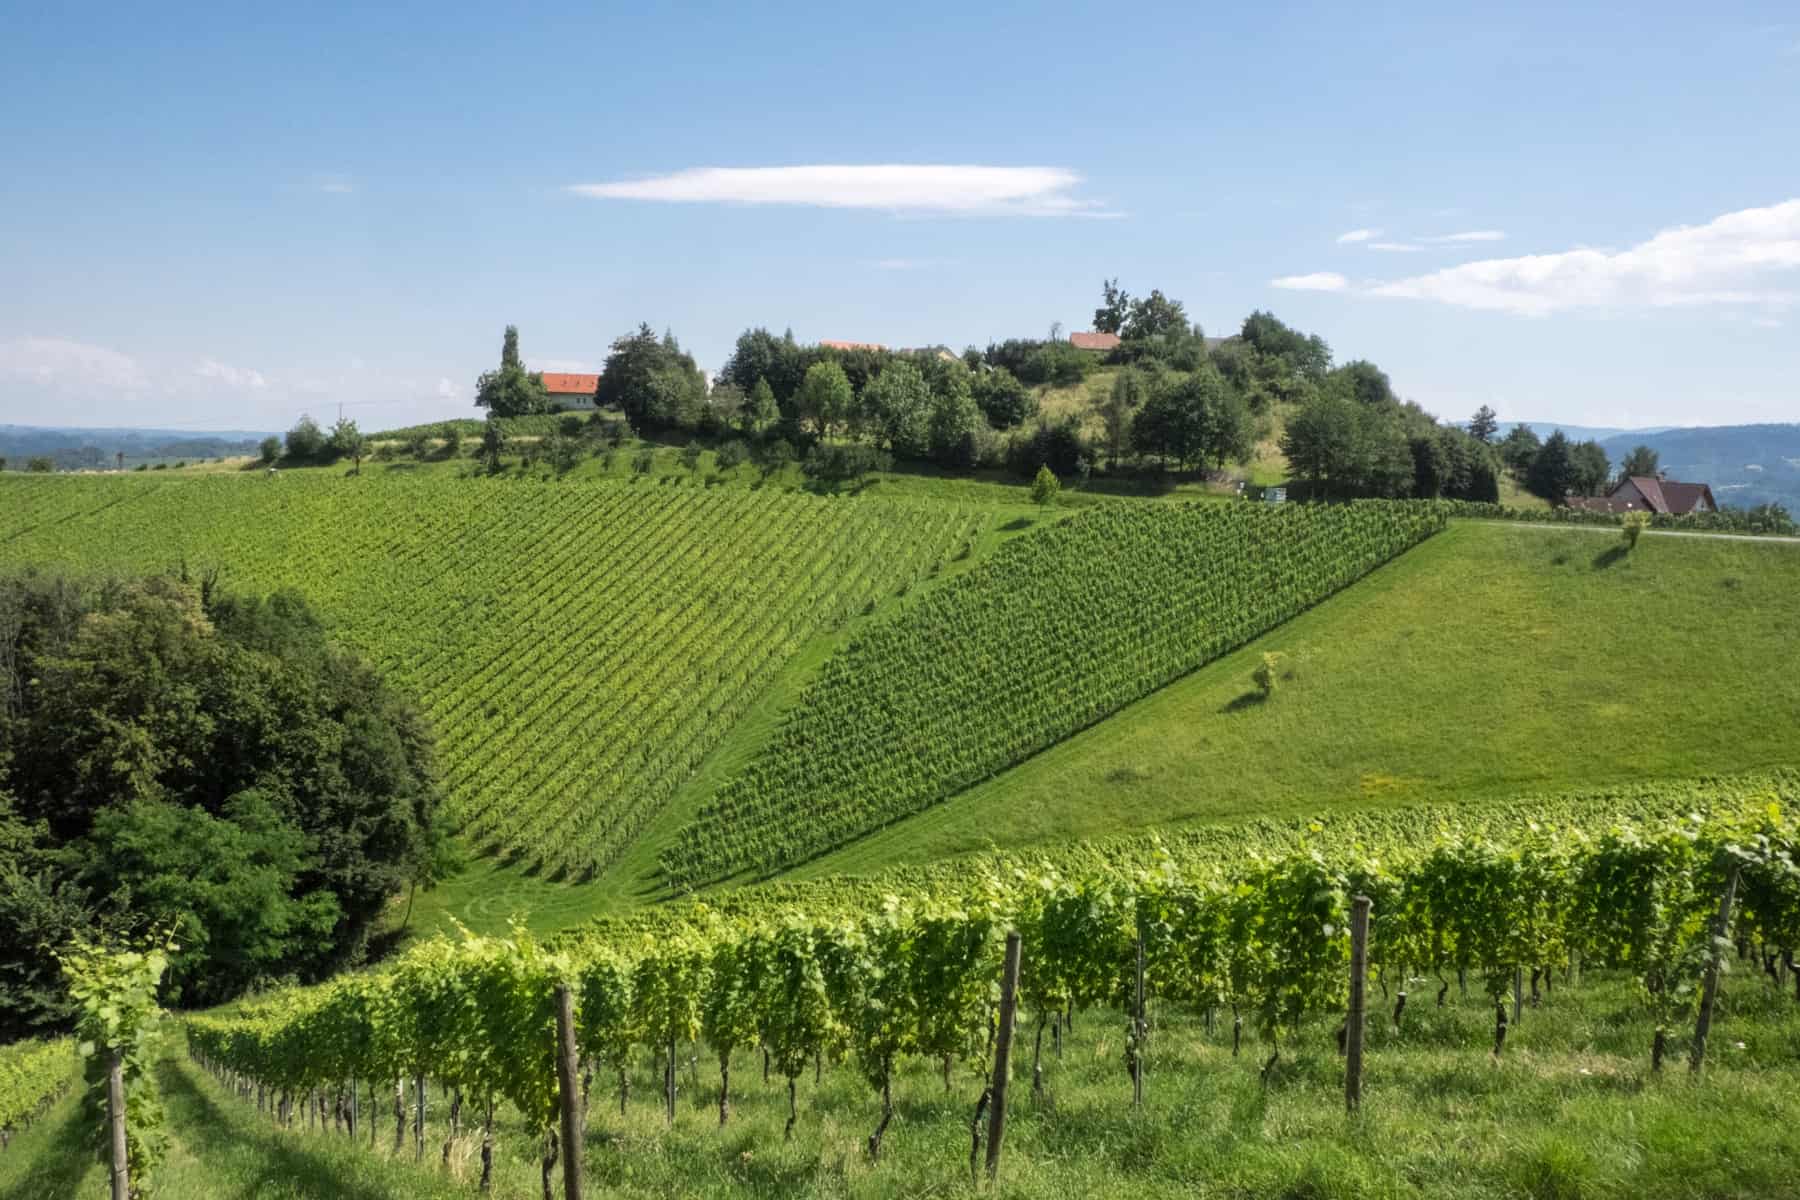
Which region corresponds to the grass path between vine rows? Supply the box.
[8,972,1800,1199]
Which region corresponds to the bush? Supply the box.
[1622,510,1651,549]
[442,425,463,457]
[715,440,749,472]
[1252,651,1285,698]
[679,441,704,473]
[1007,417,1092,479]
[632,448,656,475]
[559,415,584,438]
[258,436,281,465]
[1030,465,1060,505]
[284,415,326,461]
[25,456,54,473]
[802,442,891,486]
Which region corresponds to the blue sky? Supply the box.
[1,0,1796,432]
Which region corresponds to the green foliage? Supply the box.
[474,326,551,418]
[25,457,55,473]
[257,436,281,465]
[283,415,326,462]
[60,934,174,1194]
[0,1037,76,1135]
[1029,465,1059,505]
[0,572,440,1025]
[1129,366,1251,470]
[1622,510,1651,548]
[970,366,1035,429]
[1618,444,1660,482]
[801,442,890,486]
[1251,651,1283,697]
[598,325,707,433]
[1469,405,1499,444]
[663,503,1445,888]
[794,361,854,436]
[330,417,367,473]
[861,360,933,459]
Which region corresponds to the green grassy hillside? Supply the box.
[0,472,984,875]
[662,502,1446,888]
[796,521,1800,879]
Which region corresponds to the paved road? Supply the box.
[1477,520,1800,545]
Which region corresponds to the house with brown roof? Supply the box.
[1069,331,1121,353]
[542,372,600,411]
[1566,475,1718,516]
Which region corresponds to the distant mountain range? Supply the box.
[1503,420,1800,511]
[0,424,271,469]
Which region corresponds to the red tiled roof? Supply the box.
[541,372,599,395]
[820,340,885,351]
[1070,331,1121,351]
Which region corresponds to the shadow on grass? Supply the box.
[0,1094,95,1199]
[157,1058,429,1200]
[1220,691,1269,714]
[999,516,1036,532]
[1591,544,1629,570]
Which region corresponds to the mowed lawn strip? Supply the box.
[796,520,1800,878]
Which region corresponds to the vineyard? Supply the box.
[184,783,1799,1195]
[0,473,984,875]
[0,1039,74,1149]
[662,501,1446,888]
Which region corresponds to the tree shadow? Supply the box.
[999,517,1036,532]
[157,1059,429,1200]
[1591,545,1629,570]
[1220,691,1268,714]
[0,1092,96,1198]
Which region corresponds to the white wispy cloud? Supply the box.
[1367,242,1423,253]
[436,378,457,399]
[196,359,268,389]
[0,337,148,390]
[1271,272,1349,292]
[1419,230,1506,243]
[1370,199,1800,315]
[312,173,355,194]
[566,165,1115,217]
[1336,229,1380,243]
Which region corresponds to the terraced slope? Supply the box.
[0,473,983,875]
[661,501,1445,887]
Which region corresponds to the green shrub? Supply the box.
[1030,465,1060,505]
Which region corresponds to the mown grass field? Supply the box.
[796,521,1800,879]
[7,973,1798,1200]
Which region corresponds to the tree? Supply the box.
[794,361,854,437]
[1618,444,1659,482]
[258,436,281,465]
[1527,431,1577,502]
[284,415,326,461]
[1099,369,1147,466]
[745,378,780,436]
[1498,424,1541,478]
[715,440,748,472]
[679,441,704,473]
[0,572,441,1029]
[1281,392,1361,496]
[1469,405,1499,444]
[970,367,1035,429]
[1252,652,1284,698]
[928,386,986,468]
[1622,510,1651,550]
[25,456,53,473]
[1130,367,1251,470]
[479,418,506,474]
[861,360,933,459]
[1570,439,1610,497]
[597,324,707,433]
[473,325,550,418]
[721,327,809,408]
[1030,465,1060,505]
[1329,360,1396,408]
[1093,278,1131,335]
[442,424,463,457]
[330,417,367,474]
[1122,289,1189,342]
[1240,311,1331,379]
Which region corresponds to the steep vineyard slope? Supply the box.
[662,501,1444,887]
[0,473,983,875]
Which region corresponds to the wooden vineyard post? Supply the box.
[107,1049,129,1200]
[555,985,585,1200]
[985,931,1022,1184]
[1132,928,1147,1108]
[1346,894,1370,1113]
[1691,865,1741,1075]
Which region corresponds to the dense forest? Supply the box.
[0,571,445,1037]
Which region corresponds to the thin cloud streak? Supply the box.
[1367,242,1423,253]
[1336,228,1380,243]
[1271,272,1349,292]
[1419,230,1506,243]
[566,165,1117,217]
